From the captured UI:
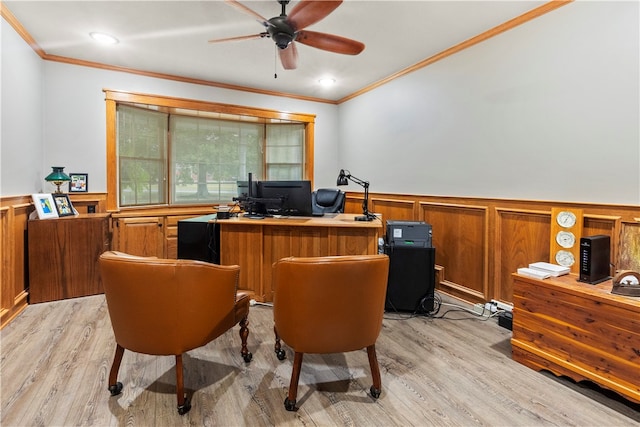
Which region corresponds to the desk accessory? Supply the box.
[44,166,71,193]
[69,173,88,192]
[578,235,610,284]
[517,267,550,280]
[32,193,58,219]
[337,169,376,221]
[550,208,583,272]
[52,193,75,217]
[611,270,640,297]
[528,262,570,277]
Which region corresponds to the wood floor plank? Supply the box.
[1,294,638,426]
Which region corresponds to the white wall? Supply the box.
[1,14,340,197]
[3,1,639,204]
[1,17,44,197]
[338,1,640,205]
[41,63,341,194]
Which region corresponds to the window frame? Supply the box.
[104,89,315,212]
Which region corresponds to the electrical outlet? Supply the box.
[491,299,513,312]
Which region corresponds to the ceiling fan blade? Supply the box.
[224,0,270,27]
[279,43,298,70]
[287,0,342,31]
[295,30,364,55]
[208,33,267,44]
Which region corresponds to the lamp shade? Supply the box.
[45,166,71,183]
[336,169,349,186]
[45,166,71,193]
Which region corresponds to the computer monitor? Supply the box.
[258,180,312,216]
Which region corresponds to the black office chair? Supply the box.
[312,188,346,214]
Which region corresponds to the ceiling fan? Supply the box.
[209,0,365,70]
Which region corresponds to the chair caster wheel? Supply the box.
[108,382,123,396]
[276,349,286,360]
[243,352,253,363]
[370,386,381,399]
[177,398,191,415]
[284,397,297,411]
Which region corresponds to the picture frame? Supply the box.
[52,193,75,217]
[32,193,59,219]
[69,173,88,193]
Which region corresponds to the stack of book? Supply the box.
[517,262,570,280]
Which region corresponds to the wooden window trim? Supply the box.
[104,89,315,212]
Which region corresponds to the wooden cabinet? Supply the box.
[111,214,206,259]
[112,216,164,257]
[28,214,111,303]
[511,273,640,404]
[165,215,196,259]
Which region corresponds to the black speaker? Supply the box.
[384,246,435,313]
[177,214,220,264]
[579,235,610,284]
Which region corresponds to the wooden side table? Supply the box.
[28,213,111,303]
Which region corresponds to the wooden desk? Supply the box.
[511,273,640,404]
[28,213,111,303]
[216,214,382,302]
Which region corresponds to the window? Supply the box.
[169,115,264,204]
[117,105,168,206]
[105,90,315,210]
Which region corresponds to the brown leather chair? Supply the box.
[99,251,252,415]
[272,254,390,411]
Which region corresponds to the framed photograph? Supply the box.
[69,173,88,193]
[52,193,75,217]
[32,193,59,219]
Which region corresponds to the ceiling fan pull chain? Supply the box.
[274,45,278,79]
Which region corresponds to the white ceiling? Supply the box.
[4,0,547,102]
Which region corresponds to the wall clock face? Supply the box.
[555,250,575,267]
[556,211,577,228]
[555,231,576,248]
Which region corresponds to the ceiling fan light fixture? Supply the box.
[272,32,293,49]
[318,77,336,87]
[90,32,119,45]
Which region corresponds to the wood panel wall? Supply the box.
[347,192,639,306]
[0,193,108,329]
[2,191,638,328]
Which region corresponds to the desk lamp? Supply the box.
[45,166,71,193]
[336,169,376,221]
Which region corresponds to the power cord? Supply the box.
[384,291,504,321]
[383,292,442,320]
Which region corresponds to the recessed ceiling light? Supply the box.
[90,32,119,45]
[318,78,336,87]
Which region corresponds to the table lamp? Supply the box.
[336,169,376,221]
[45,166,71,193]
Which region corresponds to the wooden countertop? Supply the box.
[212,213,383,228]
[513,273,640,309]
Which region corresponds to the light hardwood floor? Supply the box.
[1,294,638,426]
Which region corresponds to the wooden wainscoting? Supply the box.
[350,191,640,306]
[2,191,639,329]
[0,193,108,329]
[0,195,32,328]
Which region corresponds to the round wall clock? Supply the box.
[555,250,575,267]
[556,211,577,228]
[556,231,576,248]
